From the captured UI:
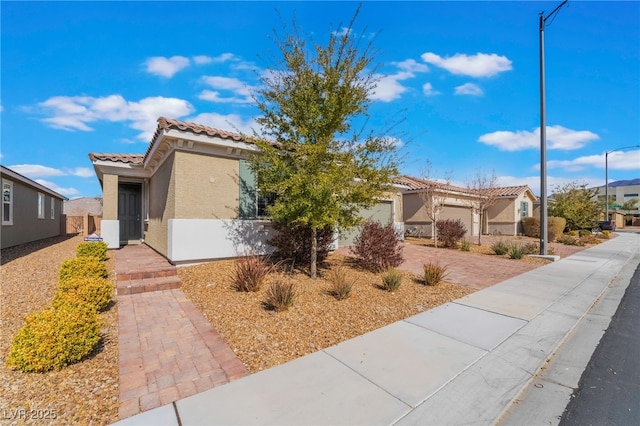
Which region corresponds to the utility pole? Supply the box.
[539,0,568,255]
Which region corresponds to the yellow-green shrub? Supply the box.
[522,217,540,238]
[548,217,566,241]
[59,257,107,284]
[5,299,102,372]
[53,276,113,311]
[76,241,108,261]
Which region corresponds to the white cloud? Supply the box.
[9,164,64,177]
[478,125,599,152]
[38,95,194,140]
[199,76,254,104]
[34,179,80,197]
[332,27,352,37]
[144,56,190,78]
[188,112,258,135]
[192,55,212,64]
[394,59,429,73]
[422,83,440,97]
[421,52,512,77]
[8,164,95,179]
[370,71,417,102]
[455,83,483,96]
[546,149,640,171]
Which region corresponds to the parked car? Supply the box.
[596,220,616,231]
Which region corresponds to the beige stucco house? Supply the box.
[397,176,535,238]
[485,185,537,236]
[396,176,481,237]
[89,117,403,264]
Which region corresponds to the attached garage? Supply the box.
[440,205,473,236]
[339,200,394,246]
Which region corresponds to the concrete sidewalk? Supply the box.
[114,232,639,426]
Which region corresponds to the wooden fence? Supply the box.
[66,214,101,236]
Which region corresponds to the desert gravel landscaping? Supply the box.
[179,254,476,374]
[1,235,119,425]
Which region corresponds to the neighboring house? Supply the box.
[396,175,481,237]
[89,117,403,264]
[1,165,68,249]
[63,197,103,216]
[485,185,536,236]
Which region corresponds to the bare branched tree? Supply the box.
[464,169,499,245]
[417,162,452,248]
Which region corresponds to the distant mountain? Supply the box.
[608,178,640,187]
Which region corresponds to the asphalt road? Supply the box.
[559,260,640,426]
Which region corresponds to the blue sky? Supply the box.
[1,1,639,199]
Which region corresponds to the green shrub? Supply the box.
[76,241,108,261]
[53,276,113,311]
[548,216,567,241]
[436,219,467,248]
[523,216,566,240]
[268,221,334,267]
[578,234,600,245]
[601,230,611,239]
[351,222,403,273]
[507,243,526,259]
[491,240,510,255]
[459,239,471,252]
[6,300,102,372]
[423,261,448,286]
[265,279,297,312]
[59,257,107,284]
[231,256,275,292]
[578,229,591,238]
[326,265,352,300]
[381,268,402,292]
[522,217,540,238]
[556,234,580,246]
[569,230,578,237]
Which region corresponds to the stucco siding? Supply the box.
[145,152,176,257]
[1,180,64,248]
[173,151,239,220]
[102,174,119,220]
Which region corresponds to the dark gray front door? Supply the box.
[118,183,142,242]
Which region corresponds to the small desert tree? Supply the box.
[464,169,498,245]
[249,8,400,278]
[549,182,600,230]
[417,163,452,248]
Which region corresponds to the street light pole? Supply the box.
[605,144,640,221]
[539,0,568,255]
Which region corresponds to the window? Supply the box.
[520,201,529,219]
[2,179,13,225]
[37,192,45,219]
[238,160,277,219]
[50,197,55,219]
[257,192,277,218]
[624,193,639,197]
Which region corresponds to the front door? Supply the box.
[118,183,142,243]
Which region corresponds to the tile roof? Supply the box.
[394,175,476,195]
[483,185,531,198]
[88,153,145,165]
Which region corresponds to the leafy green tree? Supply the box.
[621,198,639,212]
[548,182,600,231]
[249,8,400,278]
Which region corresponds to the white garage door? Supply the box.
[339,201,394,247]
[440,205,472,236]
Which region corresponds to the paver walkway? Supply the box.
[115,245,248,420]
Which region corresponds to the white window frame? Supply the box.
[2,179,13,225]
[37,192,45,219]
[50,196,55,219]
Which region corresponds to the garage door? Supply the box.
[339,201,393,246]
[440,205,472,236]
